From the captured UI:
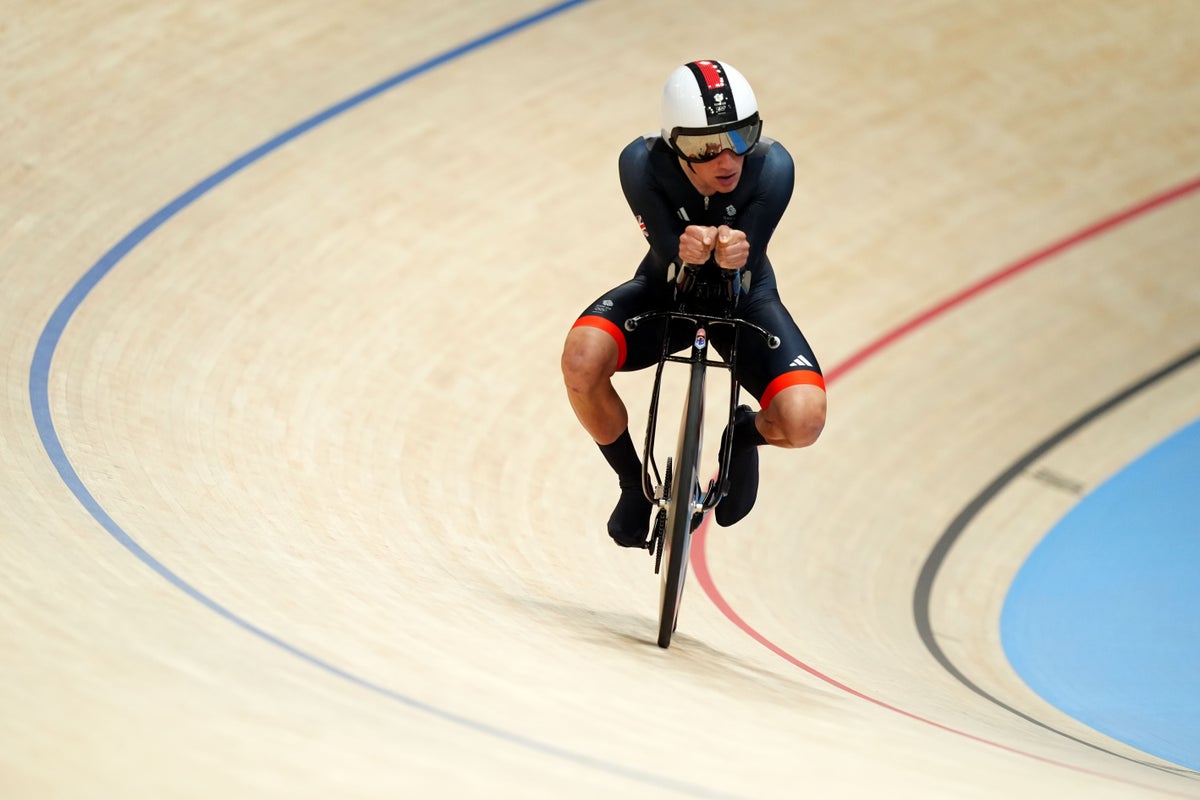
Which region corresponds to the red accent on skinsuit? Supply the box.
[760,370,826,410]
[572,316,628,370]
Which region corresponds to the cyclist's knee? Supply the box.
[762,384,825,448]
[561,326,619,391]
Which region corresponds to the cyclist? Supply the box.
[561,59,826,547]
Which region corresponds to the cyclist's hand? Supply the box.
[678,225,717,265]
[714,225,749,270]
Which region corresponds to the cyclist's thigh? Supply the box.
[572,276,689,372]
[723,289,825,407]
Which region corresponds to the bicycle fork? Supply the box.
[638,324,742,521]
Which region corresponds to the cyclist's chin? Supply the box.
[711,171,741,193]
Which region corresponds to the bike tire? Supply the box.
[657,356,706,648]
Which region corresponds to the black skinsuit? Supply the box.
[574,135,823,407]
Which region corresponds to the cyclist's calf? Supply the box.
[561,326,630,445]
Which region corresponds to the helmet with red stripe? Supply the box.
[660,60,762,163]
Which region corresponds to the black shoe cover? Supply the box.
[608,485,652,547]
[715,405,760,527]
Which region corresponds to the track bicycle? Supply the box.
[624,265,779,648]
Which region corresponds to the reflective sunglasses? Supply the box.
[668,114,763,163]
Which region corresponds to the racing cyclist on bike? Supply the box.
[561,59,826,547]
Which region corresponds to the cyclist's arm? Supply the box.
[735,139,794,272]
[618,137,688,276]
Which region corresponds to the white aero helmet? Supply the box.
[661,59,762,162]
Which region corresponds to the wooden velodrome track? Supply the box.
[3,1,1198,797]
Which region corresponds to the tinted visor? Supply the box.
[669,114,762,163]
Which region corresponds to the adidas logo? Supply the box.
[790,354,813,368]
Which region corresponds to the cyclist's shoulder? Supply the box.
[619,135,679,191]
[749,136,793,169]
[619,134,674,167]
[740,137,794,193]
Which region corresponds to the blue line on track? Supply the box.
[26,3,733,796]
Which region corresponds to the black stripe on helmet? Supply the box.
[685,60,739,126]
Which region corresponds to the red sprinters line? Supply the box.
[691,173,1200,794]
[825,176,1200,384]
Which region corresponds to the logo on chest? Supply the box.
[676,204,738,225]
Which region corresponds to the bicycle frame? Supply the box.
[625,307,780,517]
[635,311,739,514]
[623,293,779,648]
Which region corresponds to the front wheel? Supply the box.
[657,358,706,648]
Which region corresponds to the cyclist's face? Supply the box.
[682,149,744,196]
